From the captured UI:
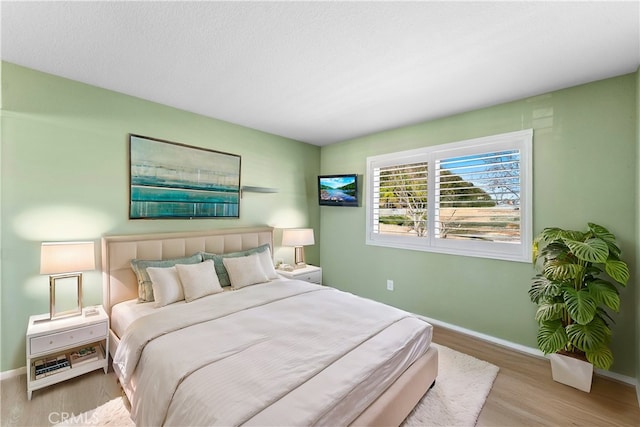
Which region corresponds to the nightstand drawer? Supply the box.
[298,271,321,284]
[30,322,107,355]
[278,265,322,284]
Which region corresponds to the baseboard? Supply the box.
[0,366,26,381]
[419,315,638,388]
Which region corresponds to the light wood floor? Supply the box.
[433,326,640,427]
[2,325,638,426]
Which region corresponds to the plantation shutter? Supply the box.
[434,150,521,243]
[373,162,429,237]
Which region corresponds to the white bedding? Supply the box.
[111,298,158,338]
[111,276,294,338]
[113,280,433,426]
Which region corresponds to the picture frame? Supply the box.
[129,134,241,219]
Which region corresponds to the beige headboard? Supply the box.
[101,227,274,315]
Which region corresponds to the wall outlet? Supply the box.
[386,279,394,291]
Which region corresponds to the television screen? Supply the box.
[318,174,358,207]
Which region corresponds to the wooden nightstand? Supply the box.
[26,306,109,400]
[278,265,322,284]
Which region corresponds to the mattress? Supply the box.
[113,280,433,426]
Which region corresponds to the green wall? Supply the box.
[320,74,638,378]
[0,62,321,372]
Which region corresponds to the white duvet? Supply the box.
[113,280,432,426]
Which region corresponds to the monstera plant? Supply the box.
[529,223,629,370]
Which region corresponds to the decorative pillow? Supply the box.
[222,253,269,289]
[146,266,184,308]
[201,244,271,287]
[257,247,279,280]
[131,253,202,302]
[175,260,223,302]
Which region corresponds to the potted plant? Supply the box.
[529,222,629,391]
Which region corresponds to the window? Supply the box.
[366,129,532,262]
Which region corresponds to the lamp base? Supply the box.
[293,246,306,267]
[49,273,83,320]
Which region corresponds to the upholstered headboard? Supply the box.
[101,227,274,315]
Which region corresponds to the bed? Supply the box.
[102,227,438,426]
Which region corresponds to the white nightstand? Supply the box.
[26,306,109,400]
[278,265,322,284]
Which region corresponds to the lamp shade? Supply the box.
[282,228,315,247]
[40,242,95,275]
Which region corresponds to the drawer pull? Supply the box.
[49,340,53,345]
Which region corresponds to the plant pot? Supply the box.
[549,352,593,392]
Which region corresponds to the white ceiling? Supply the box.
[2,1,639,146]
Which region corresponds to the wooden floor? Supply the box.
[433,326,640,427]
[2,325,638,426]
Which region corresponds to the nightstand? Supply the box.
[26,306,109,400]
[278,265,322,284]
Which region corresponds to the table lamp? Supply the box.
[281,228,315,269]
[40,241,95,319]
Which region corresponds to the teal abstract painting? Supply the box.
[129,135,241,219]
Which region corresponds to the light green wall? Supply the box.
[320,74,638,377]
[0,62,321,372]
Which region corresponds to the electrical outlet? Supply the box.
[386,279,394,291]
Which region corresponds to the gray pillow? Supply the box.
[201,244,270,287]
[131,253,202,302]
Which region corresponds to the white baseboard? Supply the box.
[419,315,638,388]
[0,366,26,381]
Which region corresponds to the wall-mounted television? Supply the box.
[318,174,359,207]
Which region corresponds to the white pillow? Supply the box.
[146,266,184,308]
[223,253,269,289]
[257,247,279,280]
[175,260,223,302]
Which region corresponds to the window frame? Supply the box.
[365,129,533,262]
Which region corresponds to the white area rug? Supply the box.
[60,343,498,427]
[402,344,499,426]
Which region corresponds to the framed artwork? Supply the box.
[129,134,241,219]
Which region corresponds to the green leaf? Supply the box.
[529,275,562,303]
[587,223,615,243]
[537,227,566,242]
[538,241,569,263]
[566,317,610,352]
[586,280,620,312]
[585,346,614,370]
[537,320,568,354]
[605,259,629,286]
[563,237,608,263]
[535,302,565,322]
[543,260,582,282]
[529,275,546,303]
[587,223,621,257]
[564,288,597,325]
[532,239,539,264]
